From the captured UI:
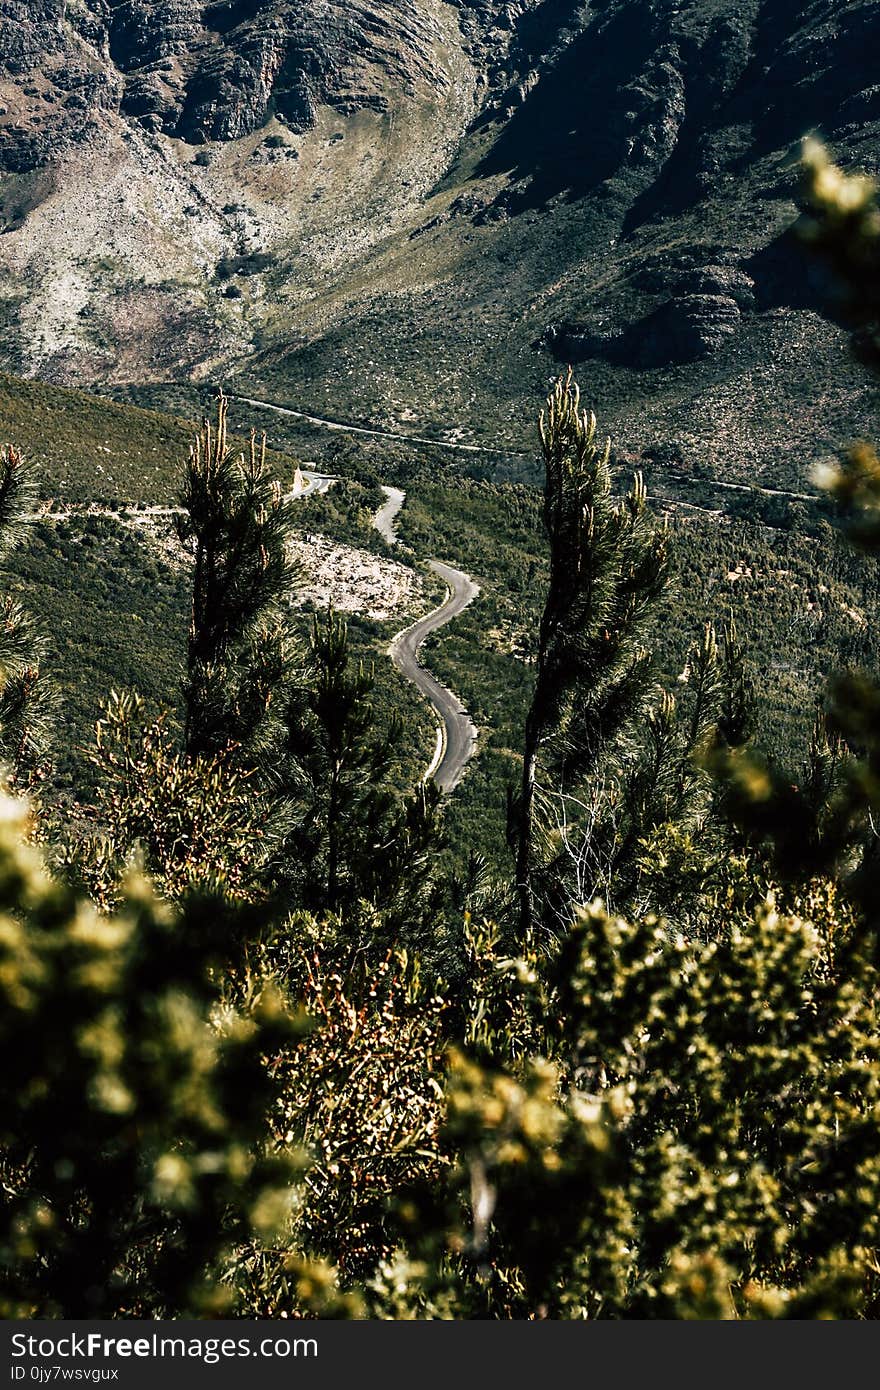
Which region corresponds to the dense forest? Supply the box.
[0,147,879,1321]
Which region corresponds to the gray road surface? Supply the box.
[389,560,480,793]
[292,468,336,497]
[373,486,406,545]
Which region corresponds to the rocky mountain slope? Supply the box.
[1,1,879,489]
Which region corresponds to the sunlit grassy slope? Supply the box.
[0,373,302,506]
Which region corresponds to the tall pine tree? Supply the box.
[514,373,670,935]
[176,392,297,765]
[0,444,53,784]
[279,609,439,926]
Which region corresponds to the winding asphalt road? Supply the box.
[39,428,481,793]
[373,485,406,545]
[372,486,480,791]
[389,560,480,794]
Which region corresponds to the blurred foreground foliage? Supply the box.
[2,791,879,1318]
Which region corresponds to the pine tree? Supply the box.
[71,396,296,905]
[717,615,755,751]
[279,608,439,924]
[0,444,53,783]
[176,392,297,765]
[621,625,721,848]
[610,622,758,931]
[514,373,670,935]
[539,620,748,927]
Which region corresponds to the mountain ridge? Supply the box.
[0,1,878,492]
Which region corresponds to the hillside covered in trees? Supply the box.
[1,1,880,1326]
[0,148,878,1319]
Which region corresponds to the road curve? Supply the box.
[39,454,482,794]
[296,468,336,496]
[389,560,480,794]
[373,485,406,545]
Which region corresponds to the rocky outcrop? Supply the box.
[544,293,742,368]
[0,2,121,170]
[0,1,466,166]
[546,259,758,366]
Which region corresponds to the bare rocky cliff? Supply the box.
[0,1,509,162]
[0,0,485,380]
[0,1,878,486]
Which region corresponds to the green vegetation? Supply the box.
[514,375,671,935]
[2,371,878,882]
[0,444,53,784]
[0,374,301,505]
[0,795,305,1317]
[177,392,297,762]
[393,467,880,879]
[276,609,440,928]
[1,146,880,1319]
[4,515,188,797]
